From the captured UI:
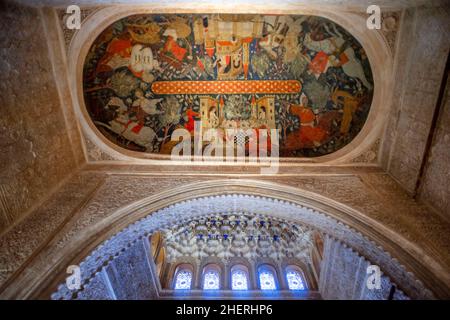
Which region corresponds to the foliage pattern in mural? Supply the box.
[83,14,373,157]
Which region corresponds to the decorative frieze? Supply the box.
[381,11,401,56]
[84,135,116,162]
[351,139,380,164]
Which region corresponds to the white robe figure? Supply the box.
[108,112,158,151]
[209,109,219,128]
[130,44,159,83]
[258,109,266,120]
[339,47,373,91]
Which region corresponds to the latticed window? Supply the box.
[286,270,305,290]
[174,269,192,290]
[171,262,309,292]
[203,270,220,289]
[231,269,249,290]
[258,267,277,290]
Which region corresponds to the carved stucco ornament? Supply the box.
[162,214,315,265]
[84,135,116,161]
[381,11,400,56]
[355,10,400,57]
[351,138,380,163]
[58,6,102,51]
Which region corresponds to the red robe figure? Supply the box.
[184,108,200,133]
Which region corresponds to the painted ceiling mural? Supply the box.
[83,14,374,157]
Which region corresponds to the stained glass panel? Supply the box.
[286,270,305,290]
[231,270,249,290]
[203,270,220,290]
[174,270,192,290]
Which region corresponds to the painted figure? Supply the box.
[131,89,163,124]
[330,88,362,134]
[284,95,327,149]
[96,38,132,74]
[185,108,200,133]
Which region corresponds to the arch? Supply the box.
[197,257,226,290]
[68,6,392,163]
[11,179,440,299]
[227,257,255,290]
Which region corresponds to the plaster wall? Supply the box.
[381,6,450,199]
[419,77,450,220]
[0,1,84,233]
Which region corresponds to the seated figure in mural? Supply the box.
[258,107,266,121]
[209,107,219,128]
[284,94,328,149]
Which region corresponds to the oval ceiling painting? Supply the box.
[83,14,373,157]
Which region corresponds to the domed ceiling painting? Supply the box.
[83,14,373,157]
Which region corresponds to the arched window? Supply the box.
[258,265,278,290]
[202,264,221,290]
[285,265,307,290]
[173,264,193,290]
[231,265,249,290]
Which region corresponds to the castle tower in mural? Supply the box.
[200,96,220,129]
[200,95,275,130]
[254,96,276,129]
[193,15,263,80]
